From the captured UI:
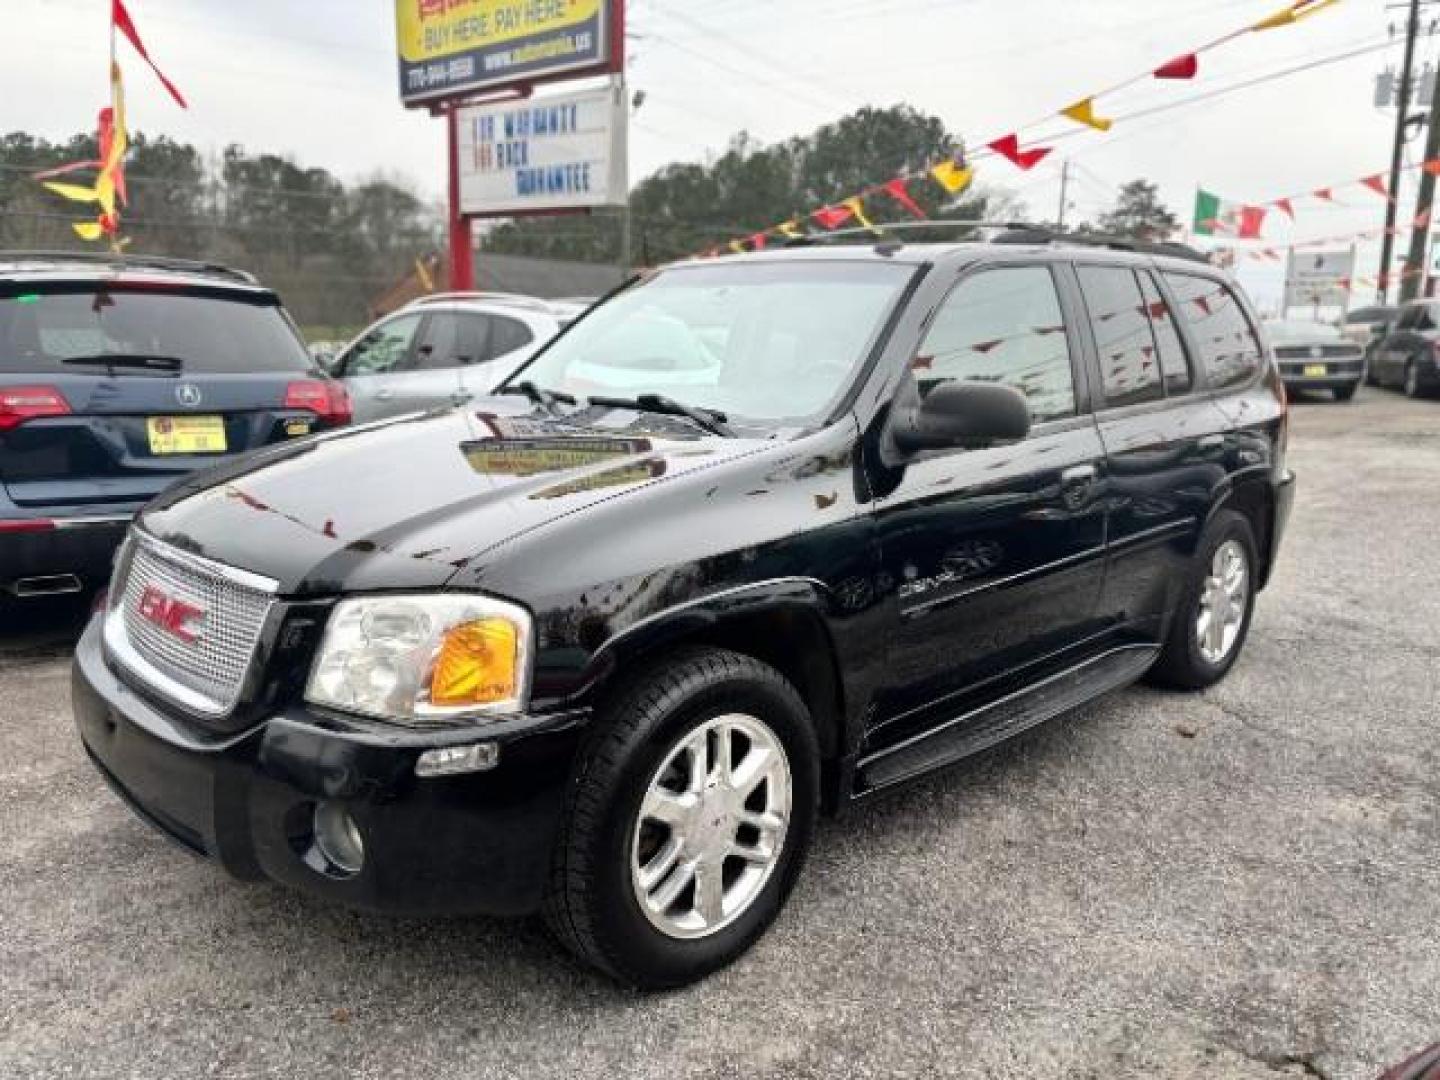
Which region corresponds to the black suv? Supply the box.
[2,252,349,604]
[73,234,1293,988]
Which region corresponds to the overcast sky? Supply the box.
[3,0,1426,310]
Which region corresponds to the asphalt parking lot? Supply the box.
[2,387,1437,1080]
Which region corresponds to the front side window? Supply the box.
[511,261,916,426]
[413,313,464,371]
[342,313,422,376]
[490,315,534,357]
[915,265,1076,423]
[1163,273,1263,390]
[1077,266,1163,408]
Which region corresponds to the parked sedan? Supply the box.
[1344,304,1397,378]
[1264,319,1364,401]
[1372,298,1440,398]
[330,294,567,423]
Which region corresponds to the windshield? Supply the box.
[1264,319,1343,344]
[507,260,916,425]
[0,284,312,375]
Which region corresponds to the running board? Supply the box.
[855,644,1159,795]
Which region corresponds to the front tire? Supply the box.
[1333,383,1358,402]
[543,647,819,989]
[1405,360,1428,399]
[1147,511,1259,690]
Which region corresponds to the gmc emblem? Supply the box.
[136,584,205,644]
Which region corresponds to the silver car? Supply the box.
[331,294,569,423]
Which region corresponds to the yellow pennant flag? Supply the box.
[843,196,879,233]
[930,160,974,195]
[777,218,804,239]
[44,181,101,204]
[728,240,747,254]
[1060,98,1113,132]
[73,221,105,241]
[1252,0,1340,31]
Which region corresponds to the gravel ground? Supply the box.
[2,387,1437,1080]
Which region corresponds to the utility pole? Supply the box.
[1057,160,1071,231]
[1379,0,1422,302]
[1403,45,1440,300]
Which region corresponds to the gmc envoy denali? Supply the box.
[73,231,1294,988]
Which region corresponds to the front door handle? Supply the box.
[1061,464,1097,484]
[1059,464,1097,509]
[1197,434,1225,453]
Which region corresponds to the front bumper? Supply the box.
[72,614,586,917]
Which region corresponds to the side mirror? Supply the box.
[887,380,1031,458]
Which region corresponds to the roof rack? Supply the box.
[405,291,559,312]
[0,250,259,284]
[778,219,1212,265]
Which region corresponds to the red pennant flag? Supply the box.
[1337,277,1352,291]
[1194,296,1212,316]
[911,355,934,371]
[971,339,1005,354]
[1154,53,1199,79]
[987,134,1051,171]
[1361,174,1389,198]
[113,0,188,108]
[882,177,927,219]
[1415,209,1432,231]
[1424,159,1440,177]
[1273,197,1295,221]
[1313,188,1336,202]
[748,232,767,250]
[811,204,853,230]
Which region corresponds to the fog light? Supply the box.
[313,802,364,874]
[415,741,500,778]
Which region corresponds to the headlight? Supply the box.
[305,594,532,725]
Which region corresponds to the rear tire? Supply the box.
[1147,511,1259,691]
[543,647,819,989]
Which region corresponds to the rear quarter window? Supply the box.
[0,285,312,375]
[1162,273,1264,390]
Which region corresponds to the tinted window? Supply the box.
[413,313,463,370]
[1140,271,1191,394]
[341,313,422,376]
[490,315,534,357]
[0,285,311,375]
[916,265,1076,423]
[1077,266,1163,407]
[1163,273,1263,389]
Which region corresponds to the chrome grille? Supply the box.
[1274,345,1362,359]
[106,534,277,716]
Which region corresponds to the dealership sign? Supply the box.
[395,0,615,105]
[1283,249,1355,309]
[456,83,627,215]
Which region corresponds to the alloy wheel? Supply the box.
[630,713,792,940]
[1196,539,1249,665]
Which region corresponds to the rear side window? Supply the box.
[490,315,534,357]
[0,285,311,375]
[916,265,1076,423]
[1139,271,1192,395]
[1076,266,1163,408]
[1163,273,1264,389]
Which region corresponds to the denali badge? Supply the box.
[136,584,205,644]
[175,382,203,408]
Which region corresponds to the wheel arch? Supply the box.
[1203,471,1276,588]
[585,579,849,808]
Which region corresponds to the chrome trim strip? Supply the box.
[131,529,280,594]
[52,514,135,529]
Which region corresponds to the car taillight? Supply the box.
[285,380,352,426]
[0,385,71,432]
[0,518,56,533]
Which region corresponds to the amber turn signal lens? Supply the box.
[429,618,519,707]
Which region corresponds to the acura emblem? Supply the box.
[175,383,203,408]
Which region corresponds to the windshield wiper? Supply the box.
[494,380,576,414]
[61,353,184,374]
[587,393,735,437]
